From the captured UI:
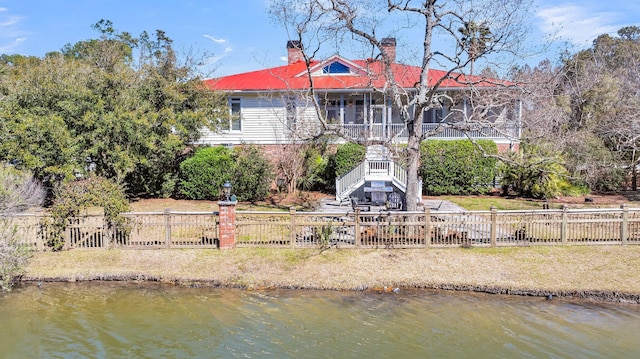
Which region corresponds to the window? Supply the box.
[322,62,350,74]
[225,97,241,131]
[285,96,297,128]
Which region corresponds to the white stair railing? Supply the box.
[335,161,366,201]
[391,162,407,191]
[367,160,390,176]
[336,159,409,201]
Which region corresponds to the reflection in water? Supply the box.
[1,282,639,358]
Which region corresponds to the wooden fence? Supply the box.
[3,206,640,250]
[236,207,640,248]
[2,210,220,250]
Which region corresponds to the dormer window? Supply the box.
[322,62,350,74]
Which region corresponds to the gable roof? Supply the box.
[204,56,497,92]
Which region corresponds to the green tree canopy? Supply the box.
[0,20,227,197]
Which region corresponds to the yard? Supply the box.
[128,191,640,213]
[20,191,640,302]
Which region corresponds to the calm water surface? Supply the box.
[1,282,639,358]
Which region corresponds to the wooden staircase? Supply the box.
[335,159,408,202]
[335,145,421,205]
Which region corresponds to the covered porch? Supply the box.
[316,91,520,142]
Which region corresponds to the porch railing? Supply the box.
[331,123,517,141]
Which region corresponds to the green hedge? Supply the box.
[328,143,366,178]
[179,145,273,201]
[179,146,235,200]
[233,145,273,202]
[419,140,498,195]
[324,143,366,191]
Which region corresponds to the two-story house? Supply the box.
[203,38,520,207]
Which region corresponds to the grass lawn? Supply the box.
[130,192,639,213]
[434,193,638,211]
[434,195,545,210]
[23,245,640,302]
[129,192,334,213]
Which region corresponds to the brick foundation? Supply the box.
[496,142,519,153]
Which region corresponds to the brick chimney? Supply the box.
[287,40,304,64]
[380,37,396,63]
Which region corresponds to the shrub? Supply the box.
[499,145,576,199]
[0,228,31,291]
[299,145,329,192]
[273,144,307,194]
[233,145,273,202]
[325,143,366,187]
[562,132,626,192]
[51,175,130,220]
[0,166,45,291]
[49,175,130,250]
[179,146,235,200]
[419,140,498,195]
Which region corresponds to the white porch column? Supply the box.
[340,94,345,124]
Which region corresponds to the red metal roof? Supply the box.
[204,58,496,92]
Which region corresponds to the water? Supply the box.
[1,283,639,358]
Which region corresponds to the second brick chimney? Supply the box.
[287,40,304,64]
[380,37,396,63]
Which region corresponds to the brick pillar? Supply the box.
[218,201,236,249]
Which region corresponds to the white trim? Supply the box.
[225,96,242,132]
[293,55,369,78]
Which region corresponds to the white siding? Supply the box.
[196,94,327,145]
[197,95,281,145]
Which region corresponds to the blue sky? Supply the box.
[0,0,638,77]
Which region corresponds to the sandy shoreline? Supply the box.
[22,245,640,304]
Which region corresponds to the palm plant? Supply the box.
[458,21,492,75]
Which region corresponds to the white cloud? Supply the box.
[537,4,621,46]
[0,8,25,53]
[0,36,25,53]
[200,35,234,66]
[1,16,20,27]
[203,34,227,43]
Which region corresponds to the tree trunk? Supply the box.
[405,134,422,211]
[633,163,638,191]
[633,149,638,192]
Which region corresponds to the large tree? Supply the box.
[555,26,640,190]
[270,0,531,210]
[505,26,640,193]
[0,20,227,197]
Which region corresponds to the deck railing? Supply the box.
[4,206,640,250]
